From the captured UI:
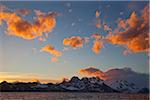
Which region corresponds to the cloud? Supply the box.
[103,23,112,32]
[79,67,107,80]
[92,40,103,54]
[117,18,127,30]
[83,37,90,44]
[95,10,100,18]
[91,33,103,54]
[51,57,58,62]
[91,33,102,40]
[95,18,101,28]
[120,11,124,15]
[128,1,136,9]
[79,67,149,88]
[94,10,101,28]
[104,68,149,88]
[0,8,57,40]
[41,44,62,57]
[0,72,60,83]
[38,37,46,42]
[0,5,7,12]
[63,36,84,48]
[123,50,132,56]
[106,5,149,53]
[16,9,31,15]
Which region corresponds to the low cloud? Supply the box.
[79,67,149,88]
[79,67,107,80]
[0,72,60,83]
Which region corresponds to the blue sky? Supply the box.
[0,1,149,82]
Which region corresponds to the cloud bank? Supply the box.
[79,66,149,88]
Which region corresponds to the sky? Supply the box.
[0,1,149,83]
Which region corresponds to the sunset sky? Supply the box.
[0,1,149,83]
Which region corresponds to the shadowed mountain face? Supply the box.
[0,77,116,92]
[0,76,149,93]
[59,76,117,92]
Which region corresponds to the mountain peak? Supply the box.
[70,76,80,83]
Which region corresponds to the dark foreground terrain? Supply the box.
[0,92,149,100]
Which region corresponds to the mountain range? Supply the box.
[0,76,149,93]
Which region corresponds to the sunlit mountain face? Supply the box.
[0,1,149,84]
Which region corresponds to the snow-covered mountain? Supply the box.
[0,76,148,93]
[103,68,149,93]
[80,67,149,92]
[59,76,117,92]
[58,76,149,93]
[105,80,139,93]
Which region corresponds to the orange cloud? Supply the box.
[16,9,31,15]
[79,66,149,88]
[38,37,46,42]
[123,50,132,56]
[0,9,57,40]
[106,5,149,53]
[95,10,100,18]
[83,37,90,44]
[79,67,107,80]
[0,72,60,83]
[95,18,101,28]
[91,33,103,54]
[104,23,112,32]
[51,57,58,62]
[41,44,62,57]
[94,10,101,28]
[117,19,127,30]
[92,40,103,54]
[0,5,7,12]
[91,33,102,40]
[63,36,84,48]
[127,12,139,28]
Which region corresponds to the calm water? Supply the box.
[0,92,149,100]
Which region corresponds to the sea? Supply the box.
[0,92,149,100]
